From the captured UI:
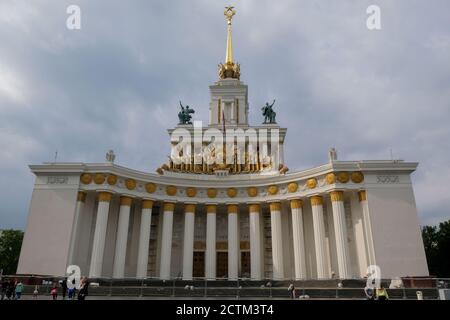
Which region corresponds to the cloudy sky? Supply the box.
[1,0,449,229]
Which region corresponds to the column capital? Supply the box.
[290,199,303,209]
[120,196,133,207]
[269,202,281,212]
[330,191,344,202]
[310,195,323,206]
[206,204,217,214]
[249,204,260,213]
[98,191,113,203]
[77,191,87,203]
[185,204,196,213]
[358,190,367,202]
[163,202,175,212]
[227,204,238,214]
[142,199,154,209]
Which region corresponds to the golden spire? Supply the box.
[218,7,240,80]
[224,6,235,65]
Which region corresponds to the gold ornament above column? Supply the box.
[80,173,92,184]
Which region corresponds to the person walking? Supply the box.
[1,279,9,300]
[376,285,389,301]
[15,280,24,300]
[61,279,67,300]
[77,277,89,301]
[33,285,39,300]
[364,285,375,300]
[51,283,58,300]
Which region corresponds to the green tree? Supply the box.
[0,229,24,275]
[422,219,450,277]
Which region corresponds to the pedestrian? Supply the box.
[1,279,9,300]
[376,285,389,301]
[288,283,296,299]
[33,285,39,300]
[61,279,67,300]
[7,279,16,300]
[364,285,375,300]
[51,283,58,300]
[15,280,24,300]
[77,277,89,301]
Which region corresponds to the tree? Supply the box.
[0,229,24,275]
[422,219,450,277]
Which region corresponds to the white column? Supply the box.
[112,196,132,278]
[270,202,285,280]
[290,199,307,280]
[182,204,196,280]
[330,191,352,279]
[89,192,112,278]
[311,196,329,279]
[249,204,262,280]
[136,200,153,278]
[228,204,239,280]
[67,191,86,266]
[359,191,376,266]
[159,202,175,280]
[205,205,217,279]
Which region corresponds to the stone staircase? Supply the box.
[19,279,440,300]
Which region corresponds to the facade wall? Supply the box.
[17,174,80,276]
[366,175,429,278]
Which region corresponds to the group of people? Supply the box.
[1,277,89,300]
[1,279,24,300]
[364,285,389,300]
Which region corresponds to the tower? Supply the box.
[209,6,249,128]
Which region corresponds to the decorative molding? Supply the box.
[185,204,196,212]
[287,182,298,193]
[227,204,238,214]
[307,178,317,189]
[47,176,68,184]
[206,205,217,214]
[94,173,106,185]
[358,190,367,202]
[98,192,113,202]
[310,195,323,206]
[247,187,258,197]
[269,202,281,212]
[125,179,136,190]
[186,187,197,197]
[145,183,156,193]
[325,173,336,185]
[80,173,92,184]
[120,196,133,207]
[166,185,177,196]
[77,191,86,202]
[249,204,260,212]
[290,199,302,209]
[337,172,350,183]
[330,191,344,202]
[207,188,217,198]
[351,171,364,183]
[268,185,278,195]
[227,188,237,198]
[142,200,154,209]
[107,174,117,186]
[377,175,399,184]
[163,202,175,212]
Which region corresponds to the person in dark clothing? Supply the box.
[61,279,67,300]
[1,279,9,300]
[6,279,15,300]
[77,277,89,301]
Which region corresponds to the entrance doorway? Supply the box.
[216,252,228,278]
[193,251,205,278]
[241,251,251,278]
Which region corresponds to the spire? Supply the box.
[218,7,240,80]
[224,6,235,65]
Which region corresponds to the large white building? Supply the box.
[17,8,428,281]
